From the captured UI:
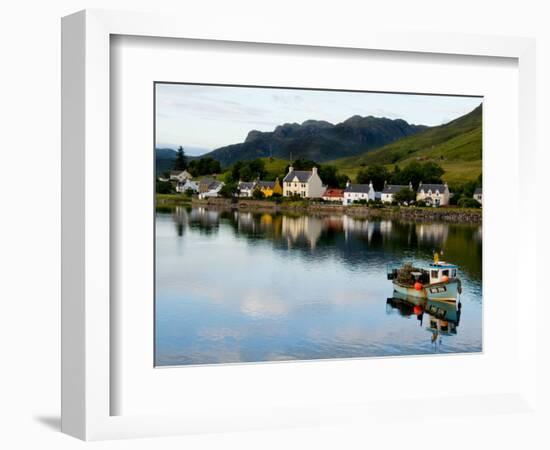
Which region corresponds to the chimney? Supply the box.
[312,166,318,174]
[288,166,293,173]
[346,180,351,188]
[409,181,413,189]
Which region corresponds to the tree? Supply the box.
[219,182,238,198]
[391,161,444,188]
[394,187,416,204]
[458,197,481,208]
[285,158,317,172]
[319,165,345,188]
[156,179,174,194]
[227,159,267,182]
[356,165,389,191]
[188,157,221,176]
[252,188,265,200]
[173,146,188,171]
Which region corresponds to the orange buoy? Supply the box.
[413,305,423,315]
[414,282,423,291]
[441,275,449,282]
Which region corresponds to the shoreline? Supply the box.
[156,195,482,224]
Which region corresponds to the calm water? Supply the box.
[155,206,482,366]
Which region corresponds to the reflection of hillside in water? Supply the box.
[169,207,482,279]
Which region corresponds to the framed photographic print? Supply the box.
[154,82,483,367]
[62,9,538,441]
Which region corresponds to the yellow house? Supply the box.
[256,178,282,197]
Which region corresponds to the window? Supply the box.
[442,269,449,277]
[431,270,438,279]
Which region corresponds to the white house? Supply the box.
[237,180,256,198]
[381,182,413,204]
[343,181,376,206]
[282,166,325,198]
[416,182,450,206]
[169,170,192,183]
[198,180,224,199]
[473,187,482,205]
[176,179,199,194]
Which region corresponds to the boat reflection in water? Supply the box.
[386,291,461,348]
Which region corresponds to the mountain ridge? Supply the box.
[199,115,428,167]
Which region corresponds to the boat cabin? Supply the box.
[425,262,458,285]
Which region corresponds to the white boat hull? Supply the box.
[393,279,460,302]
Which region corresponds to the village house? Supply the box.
[416,182,450,206]
[256,178,283,197]
[169,170,192,183]
[342,181,376,206]
[322,188,344,203]
[473,187,482,205]
[237,180,256,198]
[176,179,199,194]
[381,182,413,204]
[282,166,325,198]
[198,180,224,199]
[198,177,218,194]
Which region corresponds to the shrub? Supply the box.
[219,182,238,198]
[156,180,174,194]
[393,187,416,204]
[457,197,481,208]
[252,188,265,200]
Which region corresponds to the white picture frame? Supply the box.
[61,9,537,441]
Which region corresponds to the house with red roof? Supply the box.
[322,188,344,203]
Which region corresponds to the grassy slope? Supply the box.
[262,157,289,177]
[328,104,482,184]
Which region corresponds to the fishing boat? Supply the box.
[387,254,462,302]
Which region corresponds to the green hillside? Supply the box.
[329,104,482,184]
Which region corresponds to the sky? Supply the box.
[155,83,482,156]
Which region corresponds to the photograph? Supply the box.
[154,83,483,367]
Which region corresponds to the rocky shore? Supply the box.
[183,197,482,224]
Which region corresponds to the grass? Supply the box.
[156,193,192,205]
[261,157,289,177]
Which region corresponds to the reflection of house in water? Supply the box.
[379,220,393,237]
[342,216,373,242]
[415,223,449,245]
[322,215,344,233]
[171,206,189,236]
[234,211,283,238]
[188,207,221,230]
[341,217,393,243]
[236,211,256,234]
[281,215,323,249]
